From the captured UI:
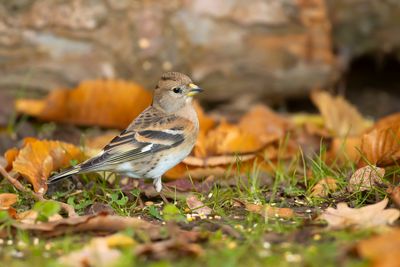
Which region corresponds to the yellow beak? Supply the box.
[187,83,203,97]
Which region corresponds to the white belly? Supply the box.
[145,147,191,178]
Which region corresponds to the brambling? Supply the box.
[48,72,203,192]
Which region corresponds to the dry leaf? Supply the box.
[0,193,18,209]
[193,101,216,133]
[373,112,400,130]
[320,198,400,229]
[387,186,400,208]
[357,228,400,267]
[4,148,19,171]
[310,177,338,197]
[245,203,294,219]
[135,230,204,260]
[16,80,152,129]
[238,105,289,142]
[16,210,63,224]
[359,120,400,167]
[59,234,134,267]
[206,121,264,155]
[8,212,161,238]
[328,137,362,163]
[186,195,212,215]
[10,138,84,193]
[348,166,385,192]
[311,91,370,137]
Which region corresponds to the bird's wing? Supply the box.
[79,107,187,170]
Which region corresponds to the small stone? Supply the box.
[145,201,154,206]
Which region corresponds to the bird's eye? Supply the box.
[172,87,182,94]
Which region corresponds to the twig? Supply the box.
[0,166,77,217]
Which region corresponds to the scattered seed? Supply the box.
[227,241,237,249]
[45,242,52,250]
[263,242,271,249]
[285,252,302,263]
[313,234,321,241]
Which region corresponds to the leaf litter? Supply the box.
[0,84,400,265]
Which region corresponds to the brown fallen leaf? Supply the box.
[357,228,400,267]
[319,198,400,229]
[8,138,84,193]
[387,186,400,208]
[359,119,400,167]
[311,91,370,137]
[16,210,63,224]
[347,166,385,192]
[245,203,294,219]
[16,80,152,129]
[135,228,204,260]
[186,195,212,215]
[59,234,135,267]
[310,177,338,197]
[8,212,161,238]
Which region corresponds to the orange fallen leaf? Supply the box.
[359,118,400,167]
[311,91,370,137]
[328,137,361,164]
[238,105,290,142]
[357,228,400,267]
[206,121,264,155]
[320,198,399,229]
[16,80,152,129]
[193,101,216,133]
[0,193,18,209]
[373,112,400,130]
[245,203,294,219]
[4,148,19,171]
[9,138,84,193]
[347,166,385,192]
[310,177,338,197]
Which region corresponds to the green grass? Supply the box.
[0,137,397,267]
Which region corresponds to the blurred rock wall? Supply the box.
[0,0,335,103]
[0,0,399,109]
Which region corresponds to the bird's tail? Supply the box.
[47,165,82,184]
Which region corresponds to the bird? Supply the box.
[48,72,203,192]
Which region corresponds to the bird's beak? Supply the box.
[187,83,203,97]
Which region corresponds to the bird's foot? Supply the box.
[153,177,162,192]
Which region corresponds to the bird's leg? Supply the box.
[153,177,169,203]
[153,177,162,192]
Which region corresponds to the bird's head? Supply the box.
[153,72,203,113]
